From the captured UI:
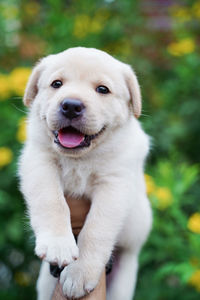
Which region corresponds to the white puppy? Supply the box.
[19,47,152,300]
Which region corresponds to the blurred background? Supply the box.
[0,0,200,299]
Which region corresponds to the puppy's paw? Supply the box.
[60,260,99,299]
[35,233,79,267]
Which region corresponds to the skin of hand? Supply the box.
[52,195,106,300]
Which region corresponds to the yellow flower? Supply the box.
[0,147,13,168]
[0,74,12,100]
[155,187,173,210]
[188,213,200,234]
[73,15,91,38]
[167,38,195,56]
[24,2,40,17]
[10,67,31,96]
[188,269,200,292]
[104,39,132,58]
[144,174,156,195]
[73,11,108,39]
[192,2,200,18]
[170,6,192,22]
[14,271,31,286]
[90,10,109,34]
[90,19,104,34]
[1,4,19,20]
[17,117,27,143]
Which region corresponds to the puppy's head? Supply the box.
[24,47,141,157]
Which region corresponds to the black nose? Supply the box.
[60,98,85,119]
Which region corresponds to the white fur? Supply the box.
[19,47,152,300]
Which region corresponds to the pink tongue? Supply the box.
[58,127,85,148]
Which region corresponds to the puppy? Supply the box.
[19,47,152,300]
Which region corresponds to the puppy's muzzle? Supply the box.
[60,98,85,120]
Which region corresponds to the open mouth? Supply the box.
[53,126,105,150]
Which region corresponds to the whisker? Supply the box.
[140,113,151,118]
[10,96,23,100]
[11,103,27,114]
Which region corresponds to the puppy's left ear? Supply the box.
[23,60,44,107]
[124,65,142,118]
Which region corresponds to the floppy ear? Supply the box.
[23,60,44,107]
[124,65,142,118]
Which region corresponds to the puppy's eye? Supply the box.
[96,85,110,94]
[51,80,63,89]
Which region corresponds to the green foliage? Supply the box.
[137,161,200,299]
[0,0,200,299]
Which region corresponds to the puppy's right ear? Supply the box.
[124,65,142,118]
[23,60,44,107]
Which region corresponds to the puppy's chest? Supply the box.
[60,162,93,196]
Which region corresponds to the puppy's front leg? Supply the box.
[60,180,128,299]
[19,149,78,267]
